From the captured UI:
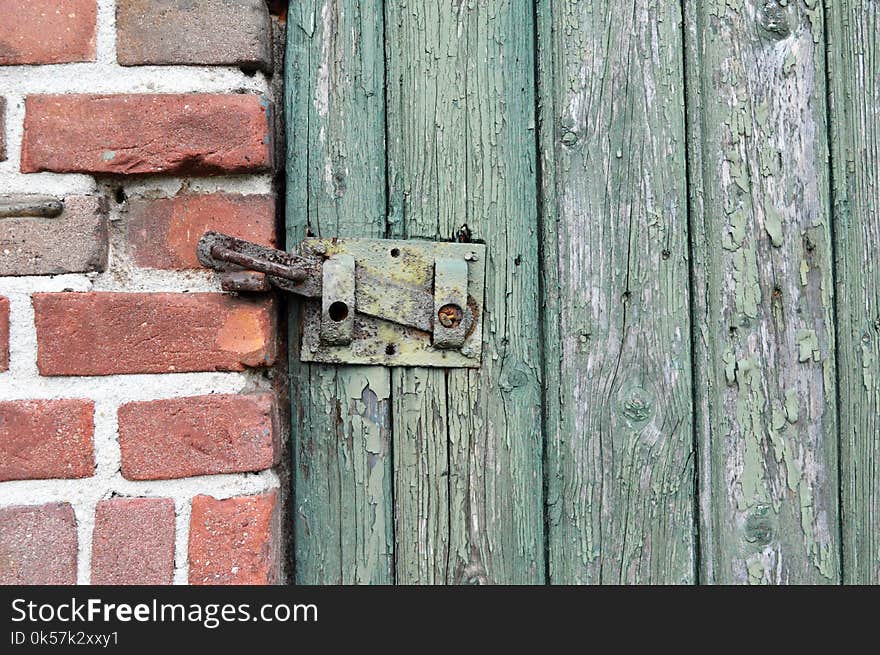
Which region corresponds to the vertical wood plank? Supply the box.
[391,371,449,583]
[826,0,880,584]
[385,0,545,584]
[536,0,697,583]
[685,0,840,583]
[285,0,394,584]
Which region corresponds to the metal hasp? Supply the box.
[197,232,486,368]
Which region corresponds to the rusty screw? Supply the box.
[438,303,463,329]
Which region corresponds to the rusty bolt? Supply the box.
[438,303,463,329]
[303,241,326,256]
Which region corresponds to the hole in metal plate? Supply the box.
[328,301,349,322]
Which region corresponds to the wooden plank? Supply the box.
[285,0,393,584]
[826,0,880,584]
[536,0,696,583]
[685,0,840,583]
[385,0,545,583]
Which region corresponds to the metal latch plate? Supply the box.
[300,238,485,368]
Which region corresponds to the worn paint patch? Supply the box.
[796,329,820,363]
[763,200,784,247]
[732,247,761,318]
[783,388,799,423]
[861,337,877,392]
[688,0,841,585]
[735,357,769,512]
[286,0,393,585]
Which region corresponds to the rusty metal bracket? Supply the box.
[433,257,470,349]
[320,254,355,346]
[197,232,485,368]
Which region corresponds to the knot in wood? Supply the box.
[501,365,530,392]
[560,130,579,146]
[618,384,654,424]
[744,505,775,545]
[757,1,791,40]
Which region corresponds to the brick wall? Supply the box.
[0,0,288,585]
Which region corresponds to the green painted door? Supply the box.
[285,0,880,584]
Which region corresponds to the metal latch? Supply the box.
[197,232,485,368]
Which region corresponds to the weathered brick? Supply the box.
[188,490,281,585]
[90,498,175,585]
[0,399,94,482]
[0,0,96,65]
[0,503,77,584]
[119,394,278,480]
[127,193,275,270]
[0,296,8,372]
[34,292,276,376]
[117,0,272,72]
[21,94,272,175]
[0,195,108,276]
[0,97,6,161]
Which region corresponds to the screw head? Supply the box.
[437,304,463,328]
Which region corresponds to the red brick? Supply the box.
[0,399,94,482]
[0,0,96,65]
[90,498,175,585]
[0,296,8,371]
[0,195,109,276]
[188,490,281,585]
[0,503,77,584]
[21,94,271,175]
[117,0,272,72]
[119,394,278,480]
[33,292,276,376]
[127,193,276,270]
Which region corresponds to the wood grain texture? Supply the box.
[826,0,880,584]
[385,0,545,584]
[536,0,696,584]
[285,0,393,584]
[685,0,840,583]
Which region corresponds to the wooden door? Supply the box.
[284,0,880,584]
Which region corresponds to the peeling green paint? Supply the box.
[746,555,766,585]
[724,210,747,250]
[763,200,784,247]
[827,0,880,583]
[723,350,737,385]
[281,0,854,587]
[286,0,394,584]
[796,329,820,363]
[861,340,877,392]
[735,358,769,512]
[784,389,799,424]
[539,0,695,584]
[386,0,544,584]
[732,247,761,318]
[686,0,840,584]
